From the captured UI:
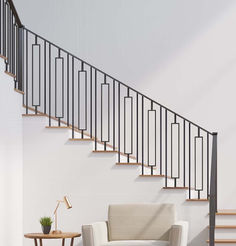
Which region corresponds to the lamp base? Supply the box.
[52,230,62,234]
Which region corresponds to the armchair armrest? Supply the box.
[82,222,108,246]
[169,221,188,246]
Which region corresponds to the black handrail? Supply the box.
[6,0,23,27]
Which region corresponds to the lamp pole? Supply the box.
[53,200,63,234]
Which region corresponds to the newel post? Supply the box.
[209,132,218,246]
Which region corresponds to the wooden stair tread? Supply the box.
[207,239,236,243]
[93,150,117,153]
[14,88,24,95]
[69,138,94,141]
[5,70,16,78]
[139,174,165,177]
[117,162,142,165]
[0,54,7,60]
[186,199,208,202]
[163,187,189,190]
[216,210,236,215]
[45,126,69,129]
[116,163,157,169]
[22,114,45,117]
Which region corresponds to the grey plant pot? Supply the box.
[41,225,51,234]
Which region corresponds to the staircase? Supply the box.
[0,0,231,245]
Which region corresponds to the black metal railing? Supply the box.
[0,0,24,90]
[0,0,218,245]
[21,27,214,199]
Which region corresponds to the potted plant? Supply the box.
[39,217,53,234]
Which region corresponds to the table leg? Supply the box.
[70,238,74,246]
[39,239,43,246]
[34,239,38,246]
[62,238,65,246]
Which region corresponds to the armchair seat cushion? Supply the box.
[102,240,169,246]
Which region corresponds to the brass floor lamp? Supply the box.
[52,196,72,234]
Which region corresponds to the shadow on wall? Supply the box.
[76,240,82,246]
[190,227,208,246]
[78,0,236,87]
[13,0,236,85]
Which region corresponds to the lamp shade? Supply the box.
[63,196,72,209]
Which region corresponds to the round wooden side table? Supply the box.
[24,232,81,246]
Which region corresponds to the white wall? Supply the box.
[0,60,23,246]
[7,0,236,245]
[22,117,208,246]
[13,0,236,209]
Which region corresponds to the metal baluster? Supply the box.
[183,119,186,187]
[207,133,209,198]
[55,49,62,127]
[118,82,120,162]
[3,0,5,57]
[8,3,10,72]
[0,0,2,54]
[67,53,69,126]
[15,23,17,87]
[171,114,180,188]
[32,35,40,114]
[160,106,162,175]
[6,2,9,71]
[124,87,133,163]
[148,101,156,175]
[101,75,105,150]
[141,96,144,175]
[94,69,97,150]
[79,62,83,138]
[21,26,24,96]
[113,79,115,150]
[90,67,93,138]
[189,123,191,199]
[49,43,51,126]
[71,56,74,138]
[136,93,139,163]
[195,127,204,200]
[78,61,87,139]
[10,10,12,73]
[165,109,167,187]
[9,5,11,72]
[18,26,24,91]
[8,6,10,72]
[12,16,15,75]
[44,40,46,114]
[25,30,28,114]
[101,74,109,150]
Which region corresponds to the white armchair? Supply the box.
[82,204,188,246]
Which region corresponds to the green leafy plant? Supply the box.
[39,217,53,227]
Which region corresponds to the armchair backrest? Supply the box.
[108,203,176,241]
